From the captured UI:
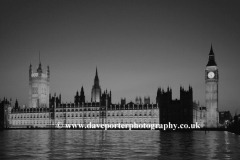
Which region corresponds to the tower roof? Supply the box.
[96,67,98,76]
[94,67,99,81]
[207,45,217,66]
[209,45,214,56]
[81,86,84,93]
[37,51,43,73]
[37,63,43,73]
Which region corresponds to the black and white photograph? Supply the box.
[0,0,240,159]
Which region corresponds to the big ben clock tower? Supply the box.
[205,45,219,128]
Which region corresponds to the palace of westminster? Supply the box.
[0,46,219,128]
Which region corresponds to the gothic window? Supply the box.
[32,87,38,94]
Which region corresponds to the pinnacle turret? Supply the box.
[207,45,217,66]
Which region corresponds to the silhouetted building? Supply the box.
[14,99,19,110]
[219,111,232,125]
[156,86,193,125]
[0,98,11,128]
[50,93,61,107]
[74,86,85,105]
[101,89,111,106]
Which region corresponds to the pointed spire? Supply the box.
[39,50,41,64]
[96,66,98,77]
[94,66,99,85]
[37,51,43,73]
[207,44,217,66]
[209,44,214,56]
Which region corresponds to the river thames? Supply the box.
[0,130,239,159]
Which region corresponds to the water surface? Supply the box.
[0,130,239,159]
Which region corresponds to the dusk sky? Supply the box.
[0,0,240,115]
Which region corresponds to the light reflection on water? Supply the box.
[0,130,239,159]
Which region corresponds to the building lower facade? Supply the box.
[8,100,159,128]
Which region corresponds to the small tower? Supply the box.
[80,86,85,104]
[29,54,50,108]
[121,98,126,105]
[144,96,150,104]
[205,45,219,128]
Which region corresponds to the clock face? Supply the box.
[208,72,215,79]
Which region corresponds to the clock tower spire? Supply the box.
[205,45,219,128]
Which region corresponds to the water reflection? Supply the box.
[0,130,239,159]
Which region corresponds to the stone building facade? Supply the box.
[2,51,216,128]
